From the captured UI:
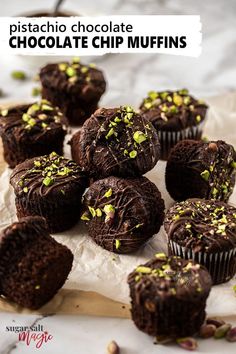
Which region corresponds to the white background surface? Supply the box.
[0,1,236,353]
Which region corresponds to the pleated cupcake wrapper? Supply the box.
[16,195,81,233]
[159,120,206,160]
[169,240,236,284]
[131,288,206,337]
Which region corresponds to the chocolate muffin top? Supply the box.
[10,152,88,198]
[165,199,236,253]
[81,176,165,253]
[128,253,212,301]
[71,106,160,178]
[40,58,106,102]
[0,100,67,141]
[139,89,208,131]
[166,140,236,202]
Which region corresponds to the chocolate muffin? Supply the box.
[166,140,236,202]
[81,176,165,253]
[10,152,88,233]
[40,58,106,125]
[165,199,236,284]
[139,89,208,160]
[71,106,161,179]
[0,216,73,309]
[0,100,68,168]
[128,253,212,337]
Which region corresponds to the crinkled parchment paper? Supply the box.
[0,92,236,317]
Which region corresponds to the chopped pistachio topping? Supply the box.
[35,285,40,290]
[66,67,76,77]
[115,239,121,250]
[88,206,96,217]
[129,150,137,159]
[105,128,115,139]
[103,204,115,215]
[32,87,41,97]
[81,66,88,74]
[136,266,152,274]
[11,70,26,80]
[133,131,147,144]
[1,109,9,117]
[155,253,167,260]
[231,161,236,169]
[58,63,67,71]
[173,94,183,106]
[72,57,80,63]
[96,208,102,217]
[233,285,236,294]
[104,188,113,198]
[200,170,210,181]
[23,187,28,193]
[196,115,202,123]
[81,212,90,221]
[43,176,54,186]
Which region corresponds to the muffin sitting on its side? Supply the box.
[71,106,161,179]
[81,176,165,253]
[139,89,208,160]
[0,100,68,168]
[0,216,73,309]
[166,139,236,202]
[165,198,236,284]
[10,152,88,233]
[40,58,106,125]
[128,253,212,338]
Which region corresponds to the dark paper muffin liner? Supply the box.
[159,120,206,160]
[15,195,82,233]
[169,240,236,285]
[129,286,207,337]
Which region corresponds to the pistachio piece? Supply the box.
[226,327,236,342]
[177,337,198,351]
[115,239,121,250]
[32,87,41,97]
[107,340,120,354]
[200,170,210,181]
[133,131,147,144]
[1,109,8,117]
[199,324,216,338]
[206,317,225,328]
[11,70,26,80]
[214,323,232,339]
[129,150,137,159]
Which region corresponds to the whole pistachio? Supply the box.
[206,317,225,328]
[107,340,120,354]
[214,323,232,339]
[199,324,216,338]
[177,337,198,351]
[226,327,236,342]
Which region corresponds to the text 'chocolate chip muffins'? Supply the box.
[71,106,161,179]
[81,176,165,254]
[166,140,236,202]
[139,89,208,160]
[0,100,68,168]
[128,253,212,337]
[0,216,73,309]
[40,58,106,125]
[10,152,88,233]
[165,199,236,284]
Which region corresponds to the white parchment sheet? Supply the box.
[0,92,235,316]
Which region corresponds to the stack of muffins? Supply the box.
[0,58,235,345]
